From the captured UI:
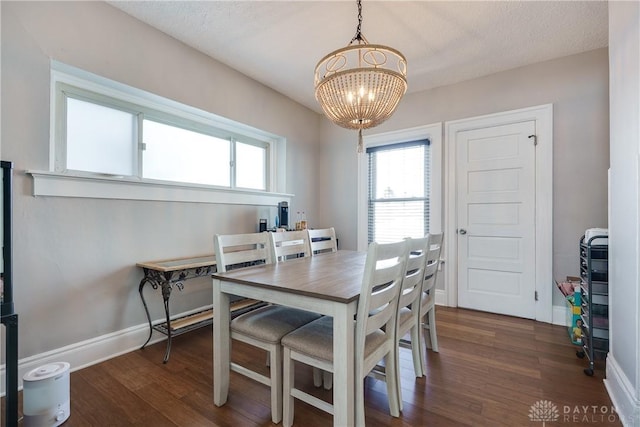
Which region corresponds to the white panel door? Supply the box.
[457,121,536,318]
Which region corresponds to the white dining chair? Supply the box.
[213,232,321,424]
[418,233,444,359]
[392,236,430,411]
[270,230,328,388]
[307,227,338,255]
[305,227,339,389]
[395,234,443,392]
[270,230,312,262]
[281,239,409,427]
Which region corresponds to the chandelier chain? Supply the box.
[350,0,364,44]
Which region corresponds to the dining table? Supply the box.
[212,249,367,426]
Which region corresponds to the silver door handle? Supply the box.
[459,229,467,235]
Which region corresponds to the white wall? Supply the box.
[604,2,640,425]
[0,1,320,360]
[319,48,610,307]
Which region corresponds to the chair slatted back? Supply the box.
[422,233,443,296]
[399,236,430,311]
[214,232,274,273]
[356,240,409,353]
[307,227,338,255]
[270,230,312,261]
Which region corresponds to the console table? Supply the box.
[137,254,264,363]
[137,255,217,363]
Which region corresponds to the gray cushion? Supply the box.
[231,305,321,344]
[281,316,387,363]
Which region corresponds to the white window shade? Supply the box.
[367,140,430,243]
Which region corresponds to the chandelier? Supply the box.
[314,0,407,153]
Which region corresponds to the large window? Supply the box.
[367,139,430,243]
[33,61,288,205]
[58,85,268,190]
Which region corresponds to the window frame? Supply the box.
[357,123,443,251]
[366,139,431,244]
[28,61,290,206]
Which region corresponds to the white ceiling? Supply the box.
[108,1,609,114]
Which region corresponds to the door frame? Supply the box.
[444,104,553,323]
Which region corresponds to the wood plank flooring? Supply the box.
[2,307,621,426]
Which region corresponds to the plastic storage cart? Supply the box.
[576,234,609,376]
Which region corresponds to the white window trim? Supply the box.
[357,123,443,251]
[28,170,292,206]
[28,60,291,206]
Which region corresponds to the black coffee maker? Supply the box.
[278,201,289,229]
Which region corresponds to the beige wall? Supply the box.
[0,1,611,364]
[318,48,610,308]
[1,1,320,358]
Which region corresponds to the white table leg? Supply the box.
[333,302,355,426]
[213,278,230,406]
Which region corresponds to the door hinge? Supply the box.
[535,291,539,301]
[139,143,147,151]
[528,134,537,146]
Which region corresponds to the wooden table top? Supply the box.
[212,250,366,303]
[137,255,216,272]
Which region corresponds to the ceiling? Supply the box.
[108,1,609,114]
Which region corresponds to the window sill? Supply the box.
[27,171,293,206]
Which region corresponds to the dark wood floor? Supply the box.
[3,307,621,426]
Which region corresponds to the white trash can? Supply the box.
[23,362,71,427]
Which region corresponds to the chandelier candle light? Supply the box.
[314,0,407,153]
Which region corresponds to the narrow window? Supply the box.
[367,140,430,243]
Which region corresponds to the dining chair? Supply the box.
[307,227,338,255]
[281,239,410,427]
[392,235,430,411]
[306,227,339,388]
[213,232,322,424]
[270,230,312,262]
[269,230,327,387]
[418,233,444,360]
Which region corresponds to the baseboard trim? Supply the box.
[0,322,165,395]
[604,354,640,426]
[0,305,214,395]
[435,289,446,306]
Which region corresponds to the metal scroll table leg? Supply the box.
[138,268,176,363]
[139,273,155,349]
[161,285,173,363]
[160,272,174,363]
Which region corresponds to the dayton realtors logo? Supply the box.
[529,400,560,426]
[529,400,623,425]
[562,405,620,423]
